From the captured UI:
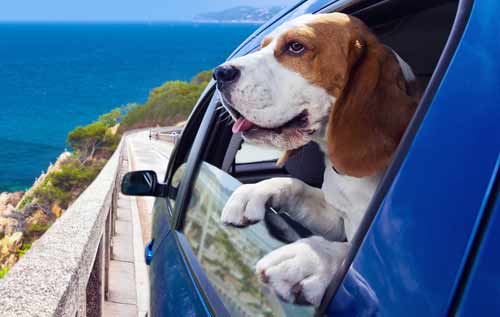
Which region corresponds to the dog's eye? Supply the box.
[287,41,305,55]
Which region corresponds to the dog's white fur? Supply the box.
[219,14,416,306]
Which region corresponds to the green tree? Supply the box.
[190,70,212,85]
[98,108,121,128]
[66,121,108,161]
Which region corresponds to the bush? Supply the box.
[190,70,212,85]
[0,266,10,279]
[16,243,32,257]
[34,156,105,208]
[119,70,211,132]
[98,108,121,128]
[17,194,33,210]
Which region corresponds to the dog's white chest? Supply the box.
[321,163,381,240]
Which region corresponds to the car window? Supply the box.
[235,141,282,164]
[181,161,314,317]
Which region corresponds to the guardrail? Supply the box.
[0,139,126,317]
[158,133,179,144]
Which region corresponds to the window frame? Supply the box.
[162,83,216,219]
[220,132,288,183]
[169,93,219,228]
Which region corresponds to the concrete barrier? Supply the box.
[0,139,126,317]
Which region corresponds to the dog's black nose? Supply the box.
[213,65,240,83]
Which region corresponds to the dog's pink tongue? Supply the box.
[232,117,254,133]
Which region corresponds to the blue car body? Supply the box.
[147,0,500,316]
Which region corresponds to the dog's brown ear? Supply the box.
[326,34,419,177]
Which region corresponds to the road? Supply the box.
[126,130,175,245]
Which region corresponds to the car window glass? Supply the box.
[182,162,314,317]
[169,164,186,207]
[235,141,282,164]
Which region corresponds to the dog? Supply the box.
[213,13,420,306]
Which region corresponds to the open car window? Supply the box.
[181,162,314,317]
[235,141,282,165]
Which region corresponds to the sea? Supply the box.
[0,22,258,192]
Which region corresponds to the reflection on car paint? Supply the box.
[328,269,379,316]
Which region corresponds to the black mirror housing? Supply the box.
[121,170,166,197]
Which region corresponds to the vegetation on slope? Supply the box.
[119,70,212,131]
[0,110,120,276]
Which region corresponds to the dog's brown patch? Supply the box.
[270,13,420,176]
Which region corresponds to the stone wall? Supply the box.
[0,139,125,317]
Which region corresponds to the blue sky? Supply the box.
[0,0,291,22]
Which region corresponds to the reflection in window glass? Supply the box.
[169,164,186,208]
[183,162,314,317]
[235,142,282,164]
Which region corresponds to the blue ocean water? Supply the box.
[0,22,258,192]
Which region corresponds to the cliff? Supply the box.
[0,115,119,277]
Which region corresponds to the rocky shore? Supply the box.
[0,152,71,273]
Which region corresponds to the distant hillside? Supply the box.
[194,6,284,24]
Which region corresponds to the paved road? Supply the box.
[126,131,175,244]
[127,130,174,180]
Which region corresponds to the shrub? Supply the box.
[98,108,121,128]
[17,194,33,210]
[27,223,51,233]
[33,157,105,208]
[0,266,10,279]
[190,70,212,85]
[119,70,211,132]
[16,243,32,257]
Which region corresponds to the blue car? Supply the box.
[122,0,500,315]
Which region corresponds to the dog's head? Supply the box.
[215,13,419,177]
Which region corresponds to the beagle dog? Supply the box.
[213,13,420,306]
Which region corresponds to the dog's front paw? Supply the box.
[221,178,303,228]
[256,236,348,306]
[221,183,267,227]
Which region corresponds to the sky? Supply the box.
[0,0,291,22]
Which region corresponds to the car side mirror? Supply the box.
[121,170,169,197]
